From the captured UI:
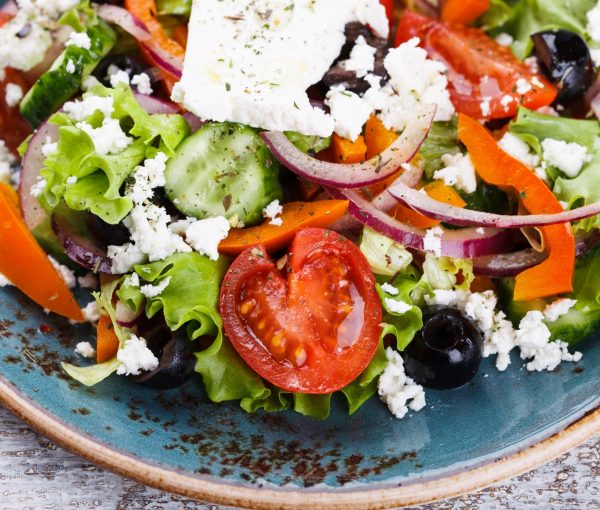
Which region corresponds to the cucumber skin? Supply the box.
[20,20,117,128]
[165,122,283,226]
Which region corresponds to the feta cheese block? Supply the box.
[172,0,388,137]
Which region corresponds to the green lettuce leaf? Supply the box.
[509,108,600,233]
[360,227,413,276]
[285,131,332,155]
[479,0,597,59]
[156,0,191,15]
[418,118,460,179]
[39,83,190,224]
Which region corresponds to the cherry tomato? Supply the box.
[220,228,382,394]
[395,11,557,119]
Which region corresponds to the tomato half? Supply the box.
[395,11,557,119]
[220,228,382,394]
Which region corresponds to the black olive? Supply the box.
[131,317,197,390]
[92,55,149,88]
[531,30,595,107]
[84,213,130,247]
[403,306,483,390]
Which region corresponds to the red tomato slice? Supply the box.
[395,11,557,119]
[220,228,382,394]
[379,0,394,27]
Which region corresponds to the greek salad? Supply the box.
[0,0,599,420]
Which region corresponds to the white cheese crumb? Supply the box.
[325,86,373,142]
[0,273,12,287]
[140,276,171,299]
[262,199,283,226]
[495,33,514,46]
[76,118,132,156]
[65,31,91,50]
[63,95,114,122]
[185,216,231,260]
[81,75,100,91]
[30,176,47,197]
[131,73,153,95]
[591,49,600,68]
[126,152,168,205]
[500,94,515,111]
[116,334,159,376]
[109,69,130,88]
[41,136,58,157]
[340,35,376,78]
[4,82,23,107]
[433,152,477,193]
[476,227,485,235]
[381,283,399,295]
[499,132,547,181]
[48,256,76,288]
[423,226,443,256]
[587,2,600,42]
[378,347,426,419]
[541,138,591,178]
[65,59,76,74]
[479,99,491,118]
[74,341,95,358]
[384,298,412,314]
[515,78,532,95]
[66,176,77,185]
[77,273,98,289]
[543,298,577,323]
[81,301,101,323]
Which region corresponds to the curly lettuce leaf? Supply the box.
[418,118,460,179]
[360,227,413,276]
[480,0,597,59]
[509,108,600,233]
[39,83,189,224]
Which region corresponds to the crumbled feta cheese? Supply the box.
[30,176,46,197]
[499,133,546,181]
[116,334,159,376]
[108,243,146,275]
[41,136,58,157]
[66,175,77,185]
[0,14,52,74]
[544,298,577,322]
[109,69,130,88]
[77,118,132,156]
[423,226,443,256]
[531,76,544,88]
[378,38,455,132]
[0,273,12,287]
[74,341,95,358]
[81,75,100,91]
[495,33,514,47]
[433,153,477,193]
[587,2,600,42]
[126,152,168,205]
[63,95,114,122]
[262,199,283,226]
[4,82,23,107]
[425,289,468,308]
[384,298,412,314]
[541,138,591,178]
[591,48,600,68]
[476,227,485,235]
[378,347,426,419]
[325,86,373,141]
[65,59,76,74]
[228,214,245,229]
[500,94,515,112]
[48,256,76,288]
[185,216,231,260]
[524,56,539,74]
[77,273,98,289]
[81,300,100,323]
[131,73,153,95]
[340,35,376,78]
[140,276,171,299]
[479,99,491,118]
[0,139,15,185]
[65,31,91,50]
[515,78,532,95]
[173,0,388,137]
[127,272,140,287]
[381,283,399,295]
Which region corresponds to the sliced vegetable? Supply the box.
[96,314,119,363]
[441,0,490,24]
[261,104,435,189]
[219,228,382,394]
[395,11,557,119]
[0,183,83,321]
[331,133,367,164]
[218,200,349,255]
[364,116,398,160]
[457,113,575,301]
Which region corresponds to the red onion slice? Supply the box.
[388,181,600,228]
[261,105,435,189]
[328,187,513,258]
[133,93,179,114]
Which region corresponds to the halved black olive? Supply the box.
[531,30,595,107]
[92,55,149,88]
[403,306,483,390]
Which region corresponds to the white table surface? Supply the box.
[1,406,599,509]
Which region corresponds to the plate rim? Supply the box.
[1,374,599,509]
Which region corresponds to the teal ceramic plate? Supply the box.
[1,285,600,509]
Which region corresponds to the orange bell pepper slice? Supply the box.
[441,0,490,25]
[391,181,467,229]
[331,133,368,164]
[219,200,349,255]
[365,116,398,160]
[457,114,575,301]
[96,314,119,363]
[0,184,83,321]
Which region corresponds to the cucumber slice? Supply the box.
[20,20,117,127]
[165,122,283,226]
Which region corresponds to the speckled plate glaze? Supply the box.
[1,286,600,509]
